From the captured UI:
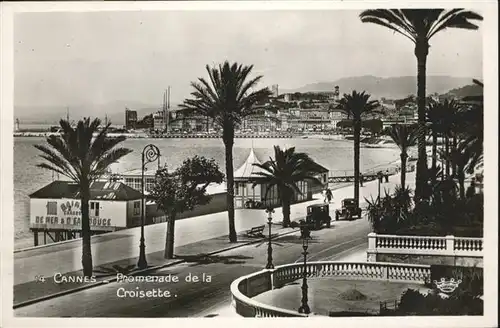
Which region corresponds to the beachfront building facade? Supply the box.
[28,181,143,246]
[125,109,138,130]
[233,148,328,209]
[153,111,167,132]
[117,168,227,224]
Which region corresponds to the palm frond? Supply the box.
[428,9,483,39]
[360,9,417,42]
[34,144,81,182]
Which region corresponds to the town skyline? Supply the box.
[13,9,483,109]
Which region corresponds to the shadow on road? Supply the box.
[94,264,139,277]
[271,235,322,245]
[204,314,219,318]
[173,254,254,266]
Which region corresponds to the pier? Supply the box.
[328,165,400,184]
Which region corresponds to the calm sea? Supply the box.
[13,137,400,249]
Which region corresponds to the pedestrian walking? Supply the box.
[385,169,389,183]
[324,188,333,204]
[360,173,364,187]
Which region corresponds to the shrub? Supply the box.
[391,288,483,316]
[367,185,483,237]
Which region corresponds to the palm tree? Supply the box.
[426,100,446,175]
[34,118,133,276]
[251,146,323,227]
[360,9,483,201]
[181,61,272,242]
[461,79,484,175]
[388,124,419,188]
[440,144,474,200]
[440,99,461,177]
[338,91,380,209]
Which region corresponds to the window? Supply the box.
[46,201,57,215]
[133,201,141,215]
[146,178,155,192]
[90,201,100,216]
[125,178,134,188]
[235,183,240,195]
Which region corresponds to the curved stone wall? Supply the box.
[230,261,431,317]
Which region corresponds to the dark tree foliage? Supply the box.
[360,9,483,201]
[338,91,380,208]
[251,146,323,227]
[35,118,133,276]
[181,61,272,242]
[151,156,224,259]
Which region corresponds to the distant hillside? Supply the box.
[281,75,476,100]
[443,83,483,98]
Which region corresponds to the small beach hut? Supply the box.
[233,148,320,208]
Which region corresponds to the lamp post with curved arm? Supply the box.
[298,221,311,314]
[137,144,161,269]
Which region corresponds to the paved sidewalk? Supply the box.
[13,169,411,305]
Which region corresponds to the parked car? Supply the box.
[335,198,362,221]
[305,204,332,230]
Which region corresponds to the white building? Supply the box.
[153,111,166,131]
[29,181,144,234]
[233,148,327,208]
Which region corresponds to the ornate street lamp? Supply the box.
[298,221,311,314]
[138,144,161,269]
[265,206,275,269]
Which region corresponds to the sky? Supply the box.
[13,9,483,107]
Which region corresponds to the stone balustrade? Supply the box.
[230,261,431,317]
[367,233,483,257]
[367,233,483,265]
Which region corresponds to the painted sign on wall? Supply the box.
[30,198,127,231]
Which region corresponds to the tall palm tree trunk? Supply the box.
[444,135,450,178]
[281,187,291,227]
[458,171,466,200]
[452,135,458,177]
[353,120,361,208]
[431,131,437,175]
[80,183,93,277]
[224,135,237,243]
[400,152,408,188]
[164,213,176,259]
[415,45,429,201]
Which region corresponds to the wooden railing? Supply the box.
[367,233,483,257]
[230,261,431,317]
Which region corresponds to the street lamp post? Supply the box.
[298,222,311,315]
[265,207,275,269]
[138,144,161,269]
[377,171,383,201]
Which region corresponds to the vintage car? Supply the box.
[335,198,362,220]
[305,203,332,230]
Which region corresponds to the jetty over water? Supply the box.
[328,165,401,184]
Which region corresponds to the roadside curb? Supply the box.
[13,228,298,309]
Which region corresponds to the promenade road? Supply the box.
[14,214,372,317]
[13,172,413,318]
[14,171,408,286]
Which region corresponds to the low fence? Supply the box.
[367,233,483,258]
[230,261,431,317]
